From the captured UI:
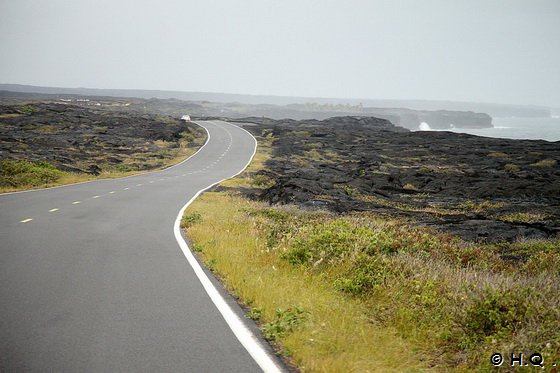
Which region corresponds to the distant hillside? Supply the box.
[0,84,551,118]
[0,89,493,130]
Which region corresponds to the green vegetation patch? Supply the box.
[258,207,560,370]
[181,212,203,228]
[262,306,309,341]
[17,105,36,114]
[0,159,64,188]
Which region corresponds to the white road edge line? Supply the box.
[173,121,282,373]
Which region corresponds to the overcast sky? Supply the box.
[1,0,559,107]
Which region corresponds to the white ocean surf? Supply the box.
[416,117,560,142]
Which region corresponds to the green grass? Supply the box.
[184,193,426,372]
[0,159,64,188]
[266,211,560,369]
[182,135,560,372]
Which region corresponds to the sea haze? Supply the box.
[427,117,560,142]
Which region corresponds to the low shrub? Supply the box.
[461,288,530,343]
[254,206,560,369]
[334,254,395,295]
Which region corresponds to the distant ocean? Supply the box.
[420,117,560,142]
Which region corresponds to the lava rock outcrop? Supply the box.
[238,116,560,243]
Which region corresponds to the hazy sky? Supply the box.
[1,0,559,107]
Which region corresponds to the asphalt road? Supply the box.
[0,120,284,372]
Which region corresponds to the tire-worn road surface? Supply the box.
[0,121,283,372]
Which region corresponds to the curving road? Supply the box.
[0,120,284,372]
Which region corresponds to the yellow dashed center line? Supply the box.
[12,135,233,225]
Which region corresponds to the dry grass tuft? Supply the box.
[531,158,557,168]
